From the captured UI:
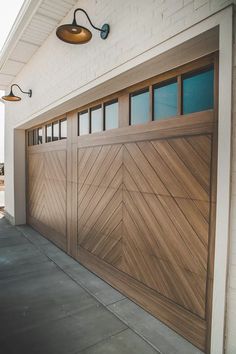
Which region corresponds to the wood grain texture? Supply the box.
[26,54,218,353]
[77,135,211,321]
[27,149,67,250]
[77,247,207,351]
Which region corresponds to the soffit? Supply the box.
[0,0,78,90]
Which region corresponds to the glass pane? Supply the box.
[154,81,177,120]
[130,90,149,125]
[91,106,103,133]
[52,121,59,141]
[79,111,89,135]
[60,119,67,139]
[183,67,214,114]
[46,124,52,143]
[28,131,33,146]
[33,129,37,145]
[105,101,118,130]
[37,128,43,144]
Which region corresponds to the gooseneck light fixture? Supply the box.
[2,84,32,102]
[56,8,110,44]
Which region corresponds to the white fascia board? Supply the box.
[0,0,43,74]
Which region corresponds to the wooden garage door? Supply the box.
[27,54,217,353]
[27,141,67,251]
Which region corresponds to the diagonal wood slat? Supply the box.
[28,150,67,250]
[77,135,212,319]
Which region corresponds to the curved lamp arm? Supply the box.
[73,8,107,34]
[11,84,32,97]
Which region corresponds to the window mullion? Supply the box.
[177,75,182,116]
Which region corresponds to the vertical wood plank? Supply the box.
[205,52,219,354]
[119,94,129,128]
[177,75,182,116]
[67,111,78,258]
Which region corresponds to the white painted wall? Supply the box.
[3,0,235,352]
[225,6,236,354]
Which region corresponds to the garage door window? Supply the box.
[153,80,178,120]
[52,121,59,141]
[91,106,103,133]
[60,118,67,139]
[46,124,52,143]
[37,128,43,144]
[79,111,89,135]
[130,89,149,125]
[182,67,214,114]
[105,100,118,130]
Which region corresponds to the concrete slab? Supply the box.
[0,304,127,354]
[1,217,203,354]
[108,299,203,354]
[79,328,160,354]
[18,226,126,306]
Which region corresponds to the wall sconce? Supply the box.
[56,8,110,44]
[2,84,32,102]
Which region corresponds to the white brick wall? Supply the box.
[5,0,232,128]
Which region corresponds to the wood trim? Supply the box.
[26,52,217,142]
[77,111,214,148]
[205,52,219,353]
[177,75,182,115]
[73,53,217,116]
[27,139,66,153]
[26,53,219,354]
[77,247,206,351]
[66,112,78,258]
[118,94,129,128]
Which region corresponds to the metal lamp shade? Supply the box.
[2,90,21,102]
[56,24,92,44]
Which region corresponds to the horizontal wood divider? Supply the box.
[77,246,206,351]
[77,111,214,148]
[27,140,67,153]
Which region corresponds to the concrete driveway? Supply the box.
[0,213,202,354]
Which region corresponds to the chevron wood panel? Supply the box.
[78,144,123,268]
[77,135,211,319]
[27,150,67,250]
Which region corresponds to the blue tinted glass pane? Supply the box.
[60,119,67,139]
[154,81,177,120]
[91,107,102,133]
[52,122,59,141]
[105,101,118,130]
[46,124,52,142]
[183,68,214,114]
[79,112,89,135]
[38,128,43,144]
[131,90,149,125]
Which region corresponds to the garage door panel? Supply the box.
[124,189,206,275]
[27,148,67,251]
[168,137,211,192]
[78,187,122,245]
[186,135,212,165]
[121,236,206,317]
[44,150,66,182]
[151,139,210,201]
[136,140,188,198]
[124,143,169,195]
[27,110,216,352]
